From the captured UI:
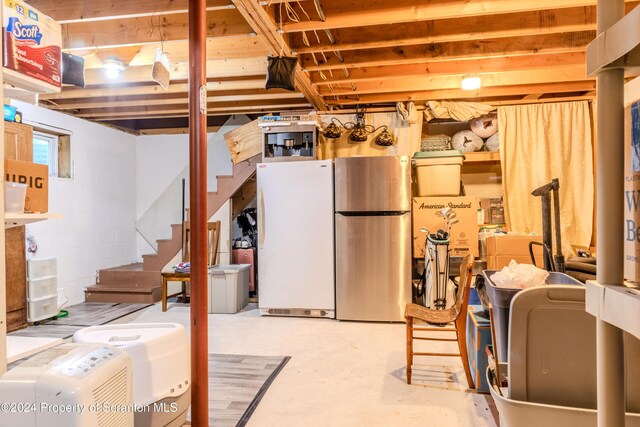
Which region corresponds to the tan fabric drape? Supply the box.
[498,101,593,256]
[424,100,496,122]
[318,112,421,159]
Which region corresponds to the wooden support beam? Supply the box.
[319,65,591,97]
[323,81,597,105]
[62,9,252,50]
[41,78,267,100]
[138,126,223,135]
[73,37,266,71]
[282,0,637,32]
[27,0,235,23]
[292,6,610,54]
[83,57,267,85]
[232,0,326,110]
[188,0,209,423]
[302,31,595,71]
[311,52,587,85]
[77,102,312,119]
[44,91,304,110]
[55,98,309,114]
[522,94,543,100]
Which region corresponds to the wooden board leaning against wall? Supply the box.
[4,122,33,332]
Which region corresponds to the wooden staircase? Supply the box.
[85,154,261,303]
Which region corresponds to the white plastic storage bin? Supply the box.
[27,276,57,300]
[27,295,58,323]
[27,257,57,280]
[412,150,465,196]
[208,264,250,314]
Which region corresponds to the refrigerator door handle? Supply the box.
[259,188,265,249]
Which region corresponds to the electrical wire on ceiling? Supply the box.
[272,1,353,97]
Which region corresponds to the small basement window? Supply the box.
[32,130,72,179]
[33,131,58,176]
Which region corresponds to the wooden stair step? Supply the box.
[97,266,161,289]
[141,154,261,273]
[85,285,161,304]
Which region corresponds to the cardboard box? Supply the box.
[486,234,543,256]
[485,234,545,269]
[624,87,640,282]
[487,255,545,270]
[5,159,48,213]
[2,0,62,92]
[413,196,478,258]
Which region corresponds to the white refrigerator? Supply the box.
[257,160,335,318]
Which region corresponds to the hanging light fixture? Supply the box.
[103,57,125,79]
[461,74,481,91]
[322,106,395,146]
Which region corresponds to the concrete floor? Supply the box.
[117,303,499,427]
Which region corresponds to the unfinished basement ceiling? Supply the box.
[26,0,640,132]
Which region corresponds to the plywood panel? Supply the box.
[5,227,27,332]
[224,120,263,164]
[4,122,33,162]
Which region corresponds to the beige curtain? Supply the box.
[318,112,421,159]
[498,101,593,256]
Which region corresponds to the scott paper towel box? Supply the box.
[2,0,61,93]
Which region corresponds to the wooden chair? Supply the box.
[161,220,221,312]
[405,253,475,388]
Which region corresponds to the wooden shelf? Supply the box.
[463,151,500,164]
[4,213,61,228]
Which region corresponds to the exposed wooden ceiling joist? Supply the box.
[311,52,587,85]
[282,0,636,32]
[44,91,305,110]
[319,65,590,97]
[61,8,252,49]
[232,0,326,110]
[83,57,267,85]
[325,81,597,106]
[302,31,595,71]
[77,101,312,119]
[41,78,268,100]
[291,6,608,54]
[25,0,234,22]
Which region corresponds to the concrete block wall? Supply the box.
[13,101,138,305]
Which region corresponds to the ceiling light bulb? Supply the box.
[461,74,481,91]
[103,57,125,79]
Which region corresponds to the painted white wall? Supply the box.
[135,115,249,259]
[11,100,138,305]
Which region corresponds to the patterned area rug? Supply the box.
[10,302,152,339]
[209,354,290,427]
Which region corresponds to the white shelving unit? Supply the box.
[584,1,640,425]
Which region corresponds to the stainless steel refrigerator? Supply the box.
[334,156,412,321]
